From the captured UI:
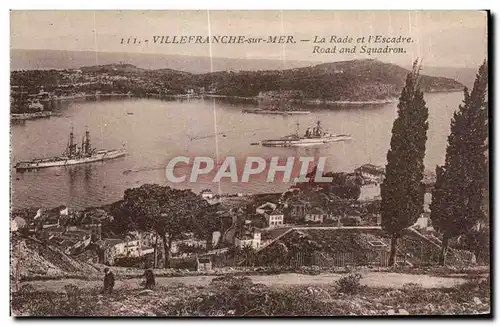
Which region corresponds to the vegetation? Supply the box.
[113,184,219,268]
[381,60,429,266]
[430,61,489,265]
[335,273,364,294]
[11,59,464,103]
[193,59,462,100]
[324,172,363,200]
[11,276,490,316]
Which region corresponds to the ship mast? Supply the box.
[85,128,91,156]
[81,134,85,156]
[68,125,76,157]
[315,120,322,136]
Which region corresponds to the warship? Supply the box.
[15,128,127,171]
[261,121,351,147]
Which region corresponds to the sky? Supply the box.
[10,10,488,67]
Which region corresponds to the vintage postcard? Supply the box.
[10,10,490,317]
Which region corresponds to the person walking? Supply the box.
[102,267,115,295]
[142,268,156,290]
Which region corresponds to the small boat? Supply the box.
[242,108,310,115]
[127,112,134,115]
[11,111,52,121]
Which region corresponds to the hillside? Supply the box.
[10,234,101,281]
[196,59,464,101]
[79,63,146,74]
[11,56,465,102]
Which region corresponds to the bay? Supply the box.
[11,92,462,209]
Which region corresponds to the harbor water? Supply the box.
[11,92,463,209]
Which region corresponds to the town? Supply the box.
[13,163,468,277]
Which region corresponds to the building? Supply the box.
[355,164,385,184]
[171,238,206,254]
[235,229,261,249]
[196,257,212,272]
[255,202,285,228]
[96,239,125,265]
[413,212,434,231]
[304,207,332,224]
[265,209,285,228]
[286,199,311,220]
[123,239,141,257]
[200,189,215,200]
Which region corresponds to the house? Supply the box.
[304,207,331,224]
[96,239,126,265]
[196,256,212,272]
[255,202,284,227]
[122,239,141,257]
[171,238,206,254]
[265,209,285,228]
[355,164,385,184]
[413,212,434,231]
[286,198,311,220]
[200,189,215,200]
[235,229,261,249]
[127,230,156,249]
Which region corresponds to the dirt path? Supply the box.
[23,272,480,293]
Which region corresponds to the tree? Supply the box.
[381,60,429,266]
[430,61,488,265]
[322,172,362,200]
[121,184,213,268]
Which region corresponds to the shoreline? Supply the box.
[21,88,463,108]
[206,94,398,105]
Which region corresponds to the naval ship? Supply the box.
[261,121,351,147]
[15,128,127,171]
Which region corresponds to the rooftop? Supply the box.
[96,238,124,248]
[356,164,385,175]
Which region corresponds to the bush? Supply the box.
[335,273,363,294]
[400,282,433,303]
[296,265,321,275]
[453,276,490,302]
[12,286,102,316]
[176,276,337,316]
[210,275,253,290]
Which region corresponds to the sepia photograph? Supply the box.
[9,10,490,317]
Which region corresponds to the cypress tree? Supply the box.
[381,60,429,266]
[430,61,488,265]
